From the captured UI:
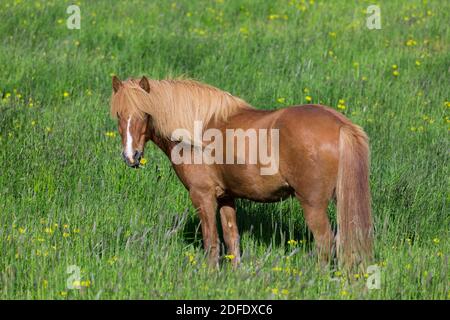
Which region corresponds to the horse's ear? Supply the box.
[139,76,151,93]
[112,75,122,93]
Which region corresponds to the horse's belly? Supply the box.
[221,167,294,202]
[240,184,294,202]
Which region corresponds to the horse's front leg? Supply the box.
[189,189,219,268]
[219,198,241,268]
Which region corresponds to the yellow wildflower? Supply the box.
[81,280,91,287]
[72,280,81,288]
[272,266,282,272]
[239,27,249,35]
[340,290,348,296]
[268,14,280,20]
[406,39,417,46]
[337,99,346,110]
[108,256,119,265]
[137,158,147,165]
[105,131,116,138]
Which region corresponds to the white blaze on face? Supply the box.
[125,116,134,161]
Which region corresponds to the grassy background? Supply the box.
[0,0,448,299]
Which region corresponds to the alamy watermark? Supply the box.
[66,5,81,29]
[366,264,381,289]
[366,5,381,30]
[170,121,280,175]
[66,264,81,290]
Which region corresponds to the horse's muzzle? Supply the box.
[122,150,143,168]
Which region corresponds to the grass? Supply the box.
[0,0,448,299]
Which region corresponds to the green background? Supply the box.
[0,0,448,299]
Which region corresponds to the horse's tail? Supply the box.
[336,124,373,269]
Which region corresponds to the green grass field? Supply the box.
[0,0,448,299]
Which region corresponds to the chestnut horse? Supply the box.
[110,76,373,269]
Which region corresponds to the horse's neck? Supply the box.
[147,125,175,157]
[147,107,271,157]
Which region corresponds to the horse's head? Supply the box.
[111,75,152,168]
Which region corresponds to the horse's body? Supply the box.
[111,76,373,269]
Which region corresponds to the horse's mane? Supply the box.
[110,78,253,139]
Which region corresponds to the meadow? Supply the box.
[0,0,448,299]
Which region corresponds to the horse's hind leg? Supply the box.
[218,198,240,267]
[298,200,334,264]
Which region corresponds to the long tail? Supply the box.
[336,125,373,269]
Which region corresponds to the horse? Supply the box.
[110,75,373,269]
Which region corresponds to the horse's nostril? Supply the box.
[134,150,142,163]
[122,151,142,168]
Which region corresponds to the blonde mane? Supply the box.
[111,78,253,139]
